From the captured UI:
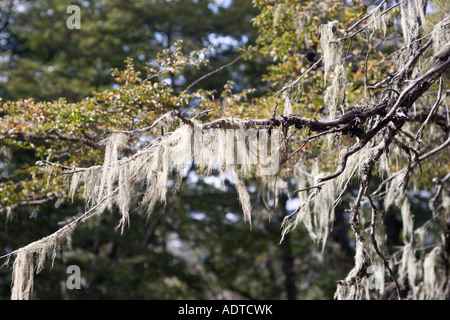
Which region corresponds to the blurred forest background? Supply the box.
[0,0,448,299]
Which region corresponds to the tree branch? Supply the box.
[0,195,59,215]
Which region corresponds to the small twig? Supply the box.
[318,139,366,183]
[343,0,387,34]
[274,57,323,97]
[418,134,450,161]
[428,172,450,215]
[286,127,300,141]
[107,110,180,135]
[363,40,372,102]
[192,109,214,120]
[293,184,323,194]
[271,104,279,119]
[36,160,79,171]
[383,55,450,121]
[381,88,400,98]
[333,163,359,207]
[281,140,308,165]
[281,123,354,166]
[372,134,450,196]
[184,52,247,92]
[284,205,302,221]
[377,17,450,66]
[0,195,60,214]
[416,77,445,141]
[340,1,403,41]
[368,77,390,90]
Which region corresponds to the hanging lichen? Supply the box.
[324,64,346,118]
[400,0,425,47]
[10,223,75,300]
[366,2,389,37]
[421,247,445,299]
[432,19,450,57]
[334,241,370,300]
[282,90,293,116]
[320,21,344,81]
